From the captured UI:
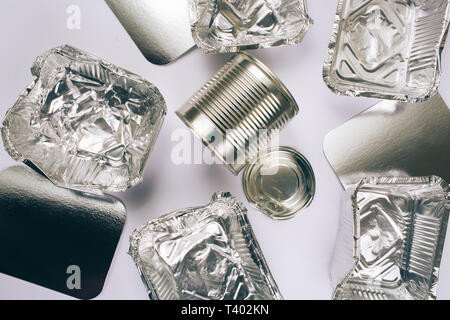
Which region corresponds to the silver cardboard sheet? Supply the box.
[106,0,195,65]
[323,93,450,189]
[0,166,126,299]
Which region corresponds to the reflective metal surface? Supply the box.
[243,147,315,220]
[190,0,312,53]
[176,53,298,175]
[323,0,450,102]
[129,192,282,300]
[332,176,449,300]
[323,93,450,189]
[106,0,196,65]
[1,45,166,193]
[0,166,126,299]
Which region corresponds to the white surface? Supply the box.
[0,0,449,300]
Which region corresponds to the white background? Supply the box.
[0,0,449,300]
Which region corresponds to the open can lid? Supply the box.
[242,146,315,220]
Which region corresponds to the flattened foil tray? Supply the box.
[324,93,450,189]
[106,0,195,65]
[0,166,126,299]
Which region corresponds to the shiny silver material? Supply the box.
[129,192,283,300]
[106,0,196,65]
[243,147,315,220]
[189,0,312,53]
[1,45,167,192]
[0,165,126,299]
[323,93,450,189]
[332,176,449,300]
[323,0,450,102]
[176,53,298,175]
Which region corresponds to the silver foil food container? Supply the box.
[129,192,283,300]
[331,176,450,300]
[1,45,167,192]
[324,93,450,189]
[177,52,298,176]
[106,0,196,65]
[189,0,313,53]
[323,0,450,102]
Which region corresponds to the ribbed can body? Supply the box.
[177,53,299,175]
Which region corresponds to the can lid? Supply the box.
[242,147,315,220]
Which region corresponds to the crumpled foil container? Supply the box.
[129,192,283,300]
[189,0,313,53]
[1,45,166,192]
[323,0,450,102]
[331,176,450,300]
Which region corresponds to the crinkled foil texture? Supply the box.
[332,176,450,300]
[189,0,313,53]
[129,192,283,300]
[323,0,450,102]
[1,45,166,192]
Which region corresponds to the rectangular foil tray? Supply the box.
[128,192,282,300]
[332,176,450,300]
[323,0,450,102]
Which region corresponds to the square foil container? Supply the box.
[189,0,313,53]
[331,176,450,300]
[129,192,283,300]
[1,45,166,192]
[323,0,450,102]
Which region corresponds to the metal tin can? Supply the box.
[177,53,299,175]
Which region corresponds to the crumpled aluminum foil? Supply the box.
[189,0,313,53]
[129,192,283,300]
[1,45,166,192]
[332,176,450,300]
[323,0,450,102]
